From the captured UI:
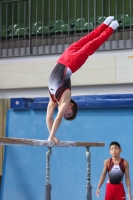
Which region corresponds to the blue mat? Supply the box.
[10,94,133,109]
[1,95,133,200]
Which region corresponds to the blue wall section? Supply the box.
[1,107,133,200]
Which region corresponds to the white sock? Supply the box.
[103,16,114,25]
[109,20,119,30]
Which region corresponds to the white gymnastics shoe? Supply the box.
[109,20,119,30]
[104,16,114,25]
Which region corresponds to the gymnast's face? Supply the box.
[110,145,122,157]
[64,103,74,118]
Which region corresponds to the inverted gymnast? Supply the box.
[46,16,119,144]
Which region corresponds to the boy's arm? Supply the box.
[48,98,70,142]
[96,159,108,197]
[46,98,57,133]
[124,160,132,199]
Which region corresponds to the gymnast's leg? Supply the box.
[57,16,116,73]
[76,20,119,63]
[60,20,119,73]
[65,16,114,52]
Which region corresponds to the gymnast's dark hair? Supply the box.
[109,141,121,149]
[64,99,78,121]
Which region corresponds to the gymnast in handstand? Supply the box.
[46,16,119,144]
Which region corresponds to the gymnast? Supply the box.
[46,16,119,144]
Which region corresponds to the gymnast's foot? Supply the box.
[109,20,119,30]
[104,16,114,25]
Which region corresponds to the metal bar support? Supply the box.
[45,147,52,200]
[86,147,92,200]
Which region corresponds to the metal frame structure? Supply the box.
[0,0,133,57]
[0,137,104,200]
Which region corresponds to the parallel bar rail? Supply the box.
[0,136,105,200]
[0,137,104,147]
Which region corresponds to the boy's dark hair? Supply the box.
[64,99,78,121]
[109,141,121,149]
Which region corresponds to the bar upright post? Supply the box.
[45,147,52,200]
[86,147,92,200]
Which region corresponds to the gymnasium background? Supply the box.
[0,0,133,199]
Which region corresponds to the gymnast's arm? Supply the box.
[46,97,57,133]
[96,159,108,197]
[48,90,71,143]
[124,160,132,199]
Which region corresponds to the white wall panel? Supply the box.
[72,57,116,85]
[0,49,133,89]
[116,56,133,83]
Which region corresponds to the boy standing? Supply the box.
[96,141,132,200]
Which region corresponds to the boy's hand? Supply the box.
[48,136,56,145]
[127,192,132,200]
[48,136,60,145]
[53,136,60,145]
[96,189,100,198]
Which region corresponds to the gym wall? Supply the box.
[0,49,133,90]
